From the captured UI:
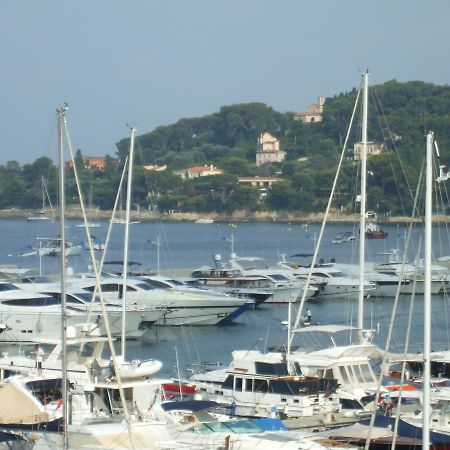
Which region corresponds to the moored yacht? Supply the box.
[191,349,342,422]
[11,281,165,339]
[68,276,249,326]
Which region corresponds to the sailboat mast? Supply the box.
[41,176,45,211]
[57,105,69,450]
[423,131,434,449]
[121,127,136,359]
[358,71,369,332]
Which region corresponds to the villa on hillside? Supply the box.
[174,164,223,180]
[238,176,280,198]
[353,141,387,160]
[65,156,119,172]
[294,97,325,123]
[256,132,286,167]
[143,164,167,172]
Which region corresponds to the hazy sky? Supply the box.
[1,1,449,164]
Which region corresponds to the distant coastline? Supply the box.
[0,207,443,224]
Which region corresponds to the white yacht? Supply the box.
[68,276,249,326]
[12,281,165,339]
[0,281,94,342]
[226,255,318,303]
[37,238,82,257]
[278,260,376,300]
[190,349,342,421]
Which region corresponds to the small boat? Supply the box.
[111,218,141,225]
[117,358,163,380]
[195,218,214,224]
[37,238,82,257]
[84,235,105,251]
[75,221,101,229]
[27,176,54,222]
[365,222,388,239]
[332,231,356,244]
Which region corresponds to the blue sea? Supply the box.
[0,217,447,378]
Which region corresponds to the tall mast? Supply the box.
[423,131,434,449]
[358,71,369,333]
[121,127,136,359]
[57,105,69,450]
[41,176,45,211]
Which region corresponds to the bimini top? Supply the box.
[160,400,221,412]
[292,324,358,334]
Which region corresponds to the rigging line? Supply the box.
[66,121,136,446]
[134,137,178,274]
[370,90,409,216]
[289,81,362,344]
[364,158,425,450]
[371,85,418,206]
[370,88,417,218]
[390,240,420,450]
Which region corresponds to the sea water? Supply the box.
[0,217,448,378]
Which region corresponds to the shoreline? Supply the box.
[0,208,444,224]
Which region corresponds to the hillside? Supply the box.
[1,80,450,216]
[116,80,450,170]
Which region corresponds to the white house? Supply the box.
[256,132,286,167]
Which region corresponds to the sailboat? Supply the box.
[111,185,141,225]
[27,176,54,221]
[75,185,100,228]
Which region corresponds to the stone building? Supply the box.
[353,141,386,160]
[294,97,325,123]
[256,132,286,167]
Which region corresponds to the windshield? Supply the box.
[190,420,262,434]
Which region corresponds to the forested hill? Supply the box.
[116,80,450,171]
[1,80,450,215]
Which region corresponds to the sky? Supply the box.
[1,0,450,164]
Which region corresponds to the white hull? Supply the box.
[0,308,161,342]
[314,284,374,299]
[70,278,248,327]
[374,279,443,297]
[154,302,244,326]
[75,222,101,228]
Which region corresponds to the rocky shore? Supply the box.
[0,207,443,224]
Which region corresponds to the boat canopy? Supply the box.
[292,324,358,334]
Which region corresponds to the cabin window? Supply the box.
[235,378,242,391]
[254,379,268,393]
[101,284,120,293]
[349,366,360,383]
[324,369,333,379]
[358,366,368,383]
[339,366,350,384]
[244,379,253,392]
[0,283,18,291]
[360,364,375,382]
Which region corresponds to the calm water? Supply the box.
[1,218,449,378]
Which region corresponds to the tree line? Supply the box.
[1,80,449,216]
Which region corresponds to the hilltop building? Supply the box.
[294,97,325,123]
[174,164,223,180]
[256,132,286,167]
